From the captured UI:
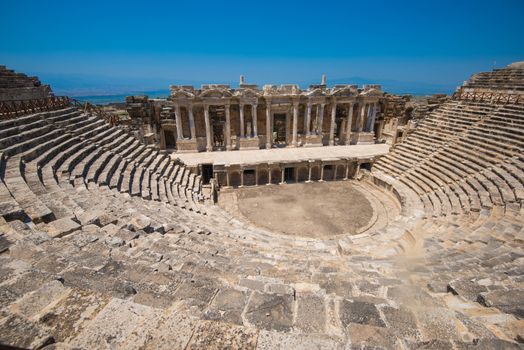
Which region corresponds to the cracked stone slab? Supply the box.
[45,217,81,238]
[38,288,111,343]
[0,314,54,349]
[9,280,70,319]
[347,323,401,349]
[69,298,161,349]
[381,305,421,340]
[255,331,343,350]
[295,293,326,333]
[478,289,524,318]
[340,299,386,328]
[141,306,198,350]
[204,288,249,325]
[186,320,258,350]
[245,291,294,332]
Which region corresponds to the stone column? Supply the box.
[305,102,312,136]
[204,104,212,152]
[175,104,183,139]
[317,103,325,135]
[353,163,361,179]
[329,101,337,146]
[320,165,325,181]
[280,167,285,184]
[345,102,354,145]
[344,159,350,180]
[240,169,244,187]
[307,162,312,182]
[358,103,367,132]
[255,168,259,186]
[188,104,196,140]
[226,170,230,187]
[368,102,377,133]
[225,103,232,151]
[239,103,245,138]
[265,101,272,149]
[252,104,258,138]
[159,126,166,150]
[268,166,272,185]
[292,101,299,146]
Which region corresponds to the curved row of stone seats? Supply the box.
[0,108,85,223]
[0,107,205,227]
[1,139,522,347]
[2,70,524,347]
[465,67,524,91]
[55,122,205,215]
[0,144,514,348]
[375,98,523,223]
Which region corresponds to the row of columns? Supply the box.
[221,160,364,187]
[174,100,378,151]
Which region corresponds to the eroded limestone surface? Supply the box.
[1,63,524,349]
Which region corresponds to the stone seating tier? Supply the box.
[1,63,524,348]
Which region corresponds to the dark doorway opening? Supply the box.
[284,167,295,182]
[201,164,213,184]
[273,113,287,145]
[324,165,335,181]
[244,169,256,186]
[213,124,225,150]
[165,130,176,149]
[361,163,372,171]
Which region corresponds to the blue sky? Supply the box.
[1,0,523,96]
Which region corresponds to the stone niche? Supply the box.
[239,137,260,150]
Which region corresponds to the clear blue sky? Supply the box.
[1,0,523,95]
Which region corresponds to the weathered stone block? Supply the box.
[244,292,294,332]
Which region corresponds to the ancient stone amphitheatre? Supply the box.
[0,62,524,349]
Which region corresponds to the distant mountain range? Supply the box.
[36,72,458,105]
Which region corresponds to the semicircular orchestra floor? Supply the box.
[219,180,400,240]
